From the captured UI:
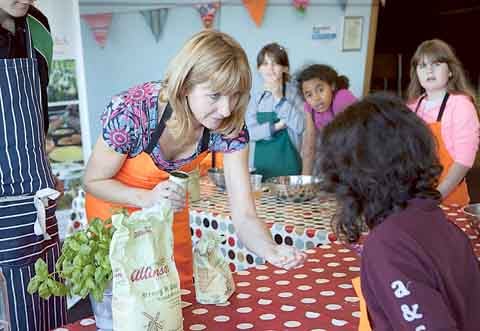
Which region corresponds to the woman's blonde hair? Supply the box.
[407,39,476,103]
[163,30,251,139]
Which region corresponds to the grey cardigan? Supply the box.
[245,81,305,169]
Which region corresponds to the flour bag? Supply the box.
[193,231,235,304]
[110,203,183,331]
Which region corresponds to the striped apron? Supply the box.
[0,19,67,331]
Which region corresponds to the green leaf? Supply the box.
[83,265,95,277]
[72,268,82,283]
[85,277,96,290]
[79,286,89,298]
[91,288,103,302]
[52,283,68,296]
[68,240,81,251]
[79,244,92,256]
[71,281,83,296]
[73,255,84,267]
[94,268,108,283]
[60,264,73,278]
[27,277,41,294]
[46,278,56,290]
[38,283,51,300]
[77,232,89,243]
[34,259,48,279]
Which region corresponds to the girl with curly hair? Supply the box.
[296,64,357,176]
[319,94,480,330]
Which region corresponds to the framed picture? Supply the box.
[342,16,363,51]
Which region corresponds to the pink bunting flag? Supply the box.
[195,2,220,29]
[292,0,310,13]
[81,13,113,48]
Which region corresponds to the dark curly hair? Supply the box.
[319,93,442,243]
[296,64,349,100]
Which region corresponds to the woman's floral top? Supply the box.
[101,81,249,171]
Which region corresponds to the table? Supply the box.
[190,179,338,271]
[55,205,480,331]
[441,204,480,259]
[54,242,362,331]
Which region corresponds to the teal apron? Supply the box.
[253,112,301,180]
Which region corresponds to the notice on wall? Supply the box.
[312,24,337,45]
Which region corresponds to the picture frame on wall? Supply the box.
[342,16,363,51]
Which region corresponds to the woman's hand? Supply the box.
[149,180,186,212]
[264,244,307,270]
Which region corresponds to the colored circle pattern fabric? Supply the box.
[55,205,480,330]
[190,179,337,271]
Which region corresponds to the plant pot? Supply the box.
[89,286,113,330]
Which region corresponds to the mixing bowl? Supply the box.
[265,175,324,202]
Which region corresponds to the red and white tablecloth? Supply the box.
[54,205,480,331]
[54,242,362,331]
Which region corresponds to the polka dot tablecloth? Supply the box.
[190,179,338,271]
[181,243,361,331]
[56,207,480,331]
[54,243,362,331]
[441,204,480,259]
[191,179,337,231]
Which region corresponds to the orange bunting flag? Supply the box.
[81,13,113,48]
[242,0,267,27]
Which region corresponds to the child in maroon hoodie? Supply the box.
[319,93,480,330]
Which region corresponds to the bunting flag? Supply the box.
[292,0,310,14]
[195,2,220,29]
[81,13,112,48]
[242,0,267,27]
[141,8,169,42]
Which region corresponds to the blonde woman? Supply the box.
[84,30,306,287]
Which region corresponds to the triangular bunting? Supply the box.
[141,8,169,42]
[81,13,112,48]
[242,0,267,27]
[195,2,220,29]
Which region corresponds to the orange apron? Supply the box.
[352,277,372,331]
[85,151,207,288]
[415,93,469,206]
[85,103,209,288]
[198,151,223,176]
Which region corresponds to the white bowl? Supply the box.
[463,203,480,222]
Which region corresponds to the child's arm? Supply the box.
[437,162,469,199]
[439,95,479,198]
[274,89,305,135]
[245,92,273,141]
[361,236,459,330]
[301,114,316,175]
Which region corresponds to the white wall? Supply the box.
[81,1,373,146]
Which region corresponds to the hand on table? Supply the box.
[149,180,186,212]
[265,244,306,270]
